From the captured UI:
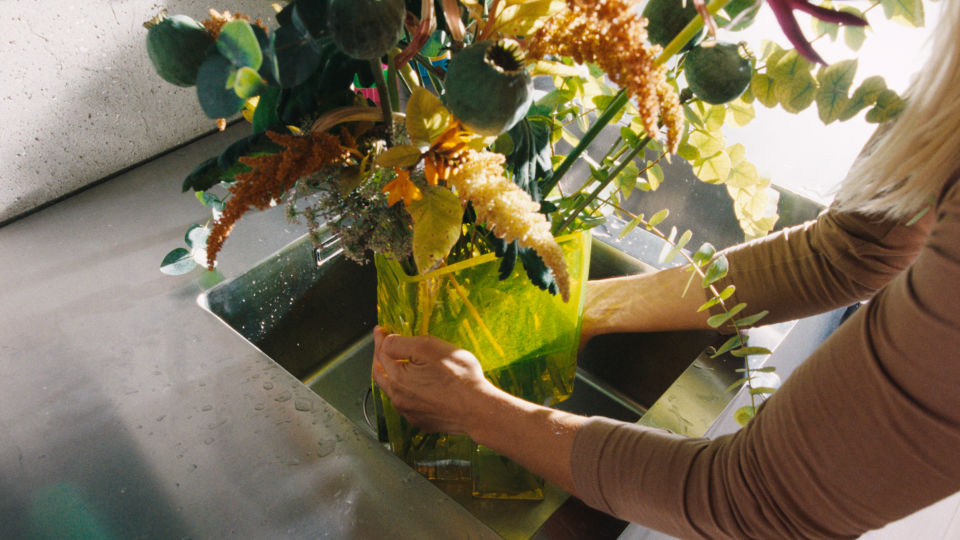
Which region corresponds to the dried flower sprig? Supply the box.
[206,130,358,268]
[446,150,571,301]
[525,0,683,152]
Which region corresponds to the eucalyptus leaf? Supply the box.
[706,302,746,328]
[725,377,748,393]
[730,346,772,357]
[702,256,729,287]
[232,66,266,99]
[251,85,282,133]
[733,309,769,327]
[182,157,224,192]
[160,248,196,275]
[217,20,263,70]
[734,405,756,426]
[196,53,245,119]
[712,335,743,357]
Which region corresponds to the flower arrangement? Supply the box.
[150,0,929,422]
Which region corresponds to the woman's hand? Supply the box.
[371,326,501,434]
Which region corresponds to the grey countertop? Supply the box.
[0,127,498,539]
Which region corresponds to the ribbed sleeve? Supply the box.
[569,180,960,538]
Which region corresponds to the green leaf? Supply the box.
[706,302,747,328]
[734,405,756,426]
[730,346,773,357]
[618,213,644,238]
[733,309,769,327]
[726,98,755,127]
[750,73,778,108]
[195,191,225,211]
[408,186,463,273]
[196,53,245,119]
[692,242,716,267]
[376,145,423,168]
[815,59,857,124]
[866,89,907,123]
[677,142,700,162]
[698,284,735,312]
[775,71,817,114]
[659,229,693,264]
[406,87,452,146]
[614,161,640,197]
[693,150,732,184]
[251,85,282,133]
[231,66,266,99]
[217,20,263,69]
[749,386,778,396]
[646,163,664,191]
[713,335,743,357]
[844,25,866,51]
[160,248,196,275]
[839,75,888,121]
[702,256,729,287]
[725,377,748,393]
[647,208,669,229]
[768,50,815,82]
[738,366,777,373]
[880,0,924,26]
[812,17,839,42]
[182,157,224,192]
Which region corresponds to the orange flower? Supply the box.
[382,169,423,207]
[422,122,473,185]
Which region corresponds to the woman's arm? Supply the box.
[584,206,933,341]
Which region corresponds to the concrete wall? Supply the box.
[0,0,278,223]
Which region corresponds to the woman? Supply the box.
[371,2,960,537]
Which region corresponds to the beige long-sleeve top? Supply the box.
[570,176,960,538]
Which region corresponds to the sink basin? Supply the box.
[198,223,744,539]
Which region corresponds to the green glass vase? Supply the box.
[374,230,591,498]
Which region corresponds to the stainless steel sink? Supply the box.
[198,222,744,539]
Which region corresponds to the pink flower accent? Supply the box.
[766,0,868,65]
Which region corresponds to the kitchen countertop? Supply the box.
[0,126,499,539]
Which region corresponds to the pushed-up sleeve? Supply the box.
[570,183,960,538]
[713,203,932,325]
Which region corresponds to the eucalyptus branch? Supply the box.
[601,198,774,422]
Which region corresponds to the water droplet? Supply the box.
[201,404,213,412]
[274,391,292,403]
[294,398,313,412]
[316,439,336,457]
[119,487,127,494]
[254,403,265,411]
[262,382,274,390]
[204,437,215,445]
[188,464,197,471]
[155,415,166,422]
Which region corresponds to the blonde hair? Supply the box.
[833,0,960,219]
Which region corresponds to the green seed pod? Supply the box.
[643,0,702,51]
[444,40,533,136]
[684,42,752,105]
[144,12,215,87]
[327,0,406,60]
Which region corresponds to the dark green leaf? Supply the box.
[292,0,328,38]
[195,191,225,211]
[217,20,263,69]
[217,131,281,171]
[252,85,282,133]
[267,25,324,88]
[182,157,224,192]
[723,0,761,31]
[519,247,559,296]
[184,223,203,247]
[196,53,245,119]
[160,248,196,275]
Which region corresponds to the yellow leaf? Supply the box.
[693,151,732,184]
[494,0,565,36]
[406,87,452,147]
[750,73,778,108]
[408,186,464,273]
[688,129,725,157]
[376,145,423,168]
[704,105,726,133]
[531,60,585,78]
[726,98,755,127]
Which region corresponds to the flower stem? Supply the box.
[555,136,651,234]
[541,89,630,195]
[371,59,394,146]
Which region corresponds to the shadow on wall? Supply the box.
[0,1,278,224]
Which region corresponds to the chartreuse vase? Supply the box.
[374,230,591,499]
